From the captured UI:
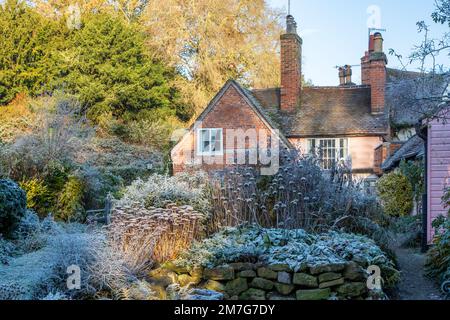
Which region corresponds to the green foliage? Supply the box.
[0,179,27,236]
[19,178,53,218]
[443,186,450,213]
[426,215,450,294]
[61,13,180,122]
[55,176,85,222]
[377,172,414,217]
[0,0,64,104]
[399,159,425,202]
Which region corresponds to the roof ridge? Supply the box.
[304,85,370,90]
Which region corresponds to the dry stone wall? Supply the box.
[150,260,378,300]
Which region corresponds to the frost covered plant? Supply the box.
[116,280,158,300]
[40,291,69,300]
[175,226,399,288]
[209,150,388,245]
[116,172,210,214]
[13,210,63,253]
[108,203,205,271]
[0,237,16,265]
[0,179,27,236]
[0,211,136,300]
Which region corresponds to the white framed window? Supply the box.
[307,138,349,170]
[197,128,223,156]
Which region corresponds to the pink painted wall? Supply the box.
[427,116,450,243]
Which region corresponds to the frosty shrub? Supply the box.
[108,203,205,272]
[116,172,210,214]
[13,210,63,253]
[78,137,164,185]
[40,291,69,300]
[0,98,94,181]
[0,236,16,265]
[116,280,158,300]
[175,225,400,289]
[209,151,388,246]
[0,179,27,236]
[1,211,136,300]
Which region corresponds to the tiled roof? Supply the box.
[252,86,388,137]
[381,135,425,171]
[251,70,449,136]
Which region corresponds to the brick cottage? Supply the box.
[171,14,448,184]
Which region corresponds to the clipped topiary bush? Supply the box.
[377,172,414,217]
[0,179,27,236]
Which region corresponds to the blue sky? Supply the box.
[268,0,449,86]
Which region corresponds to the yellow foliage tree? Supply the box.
[141,0,283,116]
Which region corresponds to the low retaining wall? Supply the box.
[150,261,378,300]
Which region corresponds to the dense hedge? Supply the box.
[0,179,27,236]
[377,172,414,217]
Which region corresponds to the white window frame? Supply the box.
[307,138,349,169]
[197,128,223,156]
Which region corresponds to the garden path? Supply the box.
[391,236,444,300]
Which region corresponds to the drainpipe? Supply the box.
[416,121,429,253]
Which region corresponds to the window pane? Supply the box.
[210,131,216,152]
[212,129,222,153]
[200,129,210,153]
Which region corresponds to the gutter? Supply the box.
[415,121,429,253]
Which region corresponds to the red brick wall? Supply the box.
[280,33,302,112]
[171,85,274,174]
[361,53,370,85]
[360,34,387,114]
[373,143,388,175]
[369,59,386,114]
[373,141,403,175]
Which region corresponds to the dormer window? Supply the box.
[307,138,349,170]
[197,128,223,156]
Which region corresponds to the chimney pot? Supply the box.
[286,15,297,34]
[369,34,375,52]
[373,32,383,53]
[344,65,352,84]
[338,67,346,86]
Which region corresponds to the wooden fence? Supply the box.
[86,194,112,225]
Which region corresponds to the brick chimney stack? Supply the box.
[339,65,354,86]
[339,67,346,85]
[361,32,387,114]
[280,15,302,113]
